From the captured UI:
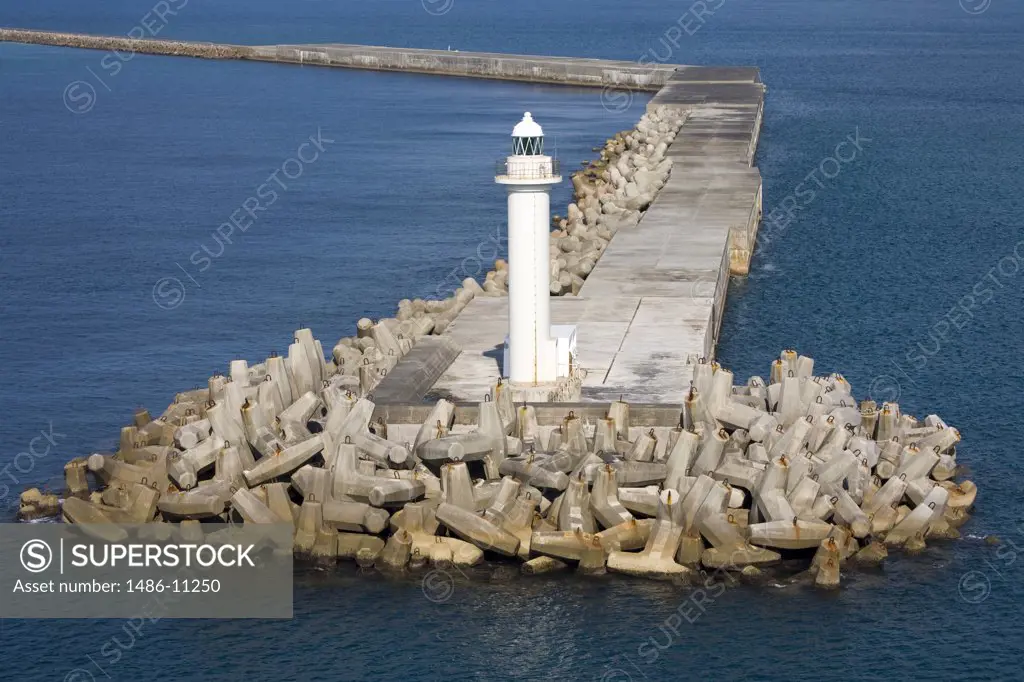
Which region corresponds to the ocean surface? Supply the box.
[2,0,1023,679]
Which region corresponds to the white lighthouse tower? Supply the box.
[495,112,574,386]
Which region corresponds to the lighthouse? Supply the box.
[495,112,574,386]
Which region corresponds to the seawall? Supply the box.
[0,28,677,89]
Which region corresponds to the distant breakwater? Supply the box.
[0,28,679,90]
[0,28,250,60]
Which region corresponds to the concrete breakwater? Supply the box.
[0,28,251,60]
[3,26,766,397]
[20,348,977,588]
[433,67,765,402]
[0,28,677,90]
[322,107,689,404]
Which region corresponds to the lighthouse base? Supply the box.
[502,325,581,402]
[505,374,584,403]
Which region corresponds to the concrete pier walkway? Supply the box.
[431,68,764,404]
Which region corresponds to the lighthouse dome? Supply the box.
[511,112,544,155]
[511,112,543,138]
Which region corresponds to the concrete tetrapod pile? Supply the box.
[17,325,418,520]
[24,347,976,589]
[546,105,683,296]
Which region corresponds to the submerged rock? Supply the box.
[17,487,60,521]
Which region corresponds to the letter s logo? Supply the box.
[20,539,53,573]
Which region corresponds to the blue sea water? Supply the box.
[2,0,1024,679]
